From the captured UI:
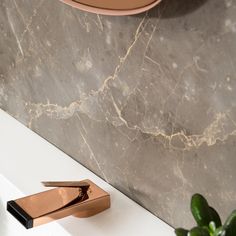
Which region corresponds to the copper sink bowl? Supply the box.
[60,0,162,15]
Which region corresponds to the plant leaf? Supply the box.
[223,210,236,236]
[209,207,222,228]
[175,228,189,236]
[191,194,212,227]
[213,226,224,236]
[209,221,216,234]
[189,226,210,236]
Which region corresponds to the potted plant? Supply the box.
[175,194,236,236]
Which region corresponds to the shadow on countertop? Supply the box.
[133,0,227,35]
[158,0,208,18]
[135,0,209,18]
[0,200,7,236]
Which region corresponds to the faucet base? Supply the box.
[73,180,110,218]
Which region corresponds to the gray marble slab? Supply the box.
[1,0,236,228]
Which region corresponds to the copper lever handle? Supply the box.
[7,179,110,229]
[42,181,90,188]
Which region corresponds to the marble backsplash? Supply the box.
[1,0,236,228]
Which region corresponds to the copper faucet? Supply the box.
[7,180,110,229]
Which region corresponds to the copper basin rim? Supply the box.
[60,0,162,16]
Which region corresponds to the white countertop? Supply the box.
[0,109,174,236]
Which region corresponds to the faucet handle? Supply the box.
[42,181,90,189]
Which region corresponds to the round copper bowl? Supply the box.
[60,0,162,15]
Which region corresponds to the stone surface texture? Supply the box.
[1,0,236,228]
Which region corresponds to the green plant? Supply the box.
[175,193,236,236]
